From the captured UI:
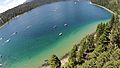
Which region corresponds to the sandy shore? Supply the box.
[41,53,69,68]
[60,53,69,66]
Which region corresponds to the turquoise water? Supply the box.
[0,0,112,68]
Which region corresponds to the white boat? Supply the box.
[11,32,17,36]
[0,64,2,67]
[75,2,77,4]
[64,24,68,26]
[5,39,10,43]
[26,25,32,29]
[89,2,92,4]
[59,33,63,36]
[0,37,3,40]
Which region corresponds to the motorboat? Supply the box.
[59,32,63,36]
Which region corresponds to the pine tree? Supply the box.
[49,54,61,68]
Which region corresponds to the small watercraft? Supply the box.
[59,32,63,36]
[5,39,10,43]
[26,25,32,29]
[11,32,17,36]
[75,2,77,4]
[0,64,2,67]
[0,37,3,40]
[64,24,68,27]
[53,25,57,29]
[89,2,92,4]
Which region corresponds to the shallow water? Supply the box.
[0,0,112,68]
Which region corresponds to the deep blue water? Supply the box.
[0,0,112,68]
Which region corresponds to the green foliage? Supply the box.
[87,45,103,59]
[95,51,112,68]
[110,23,120,48]
[110,14,119,23]
[110,49,120,60]
[49,54,61,68]
[81,59,96,68]
[103,60,120,68]
[96,23,106,38]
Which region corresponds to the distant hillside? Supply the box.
[0,0,67,26]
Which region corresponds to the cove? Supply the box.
[0,0,112,68]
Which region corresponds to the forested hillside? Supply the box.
[0,0,67,26]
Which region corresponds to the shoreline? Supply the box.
[92,3,115,14]
[41,53,69,68]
